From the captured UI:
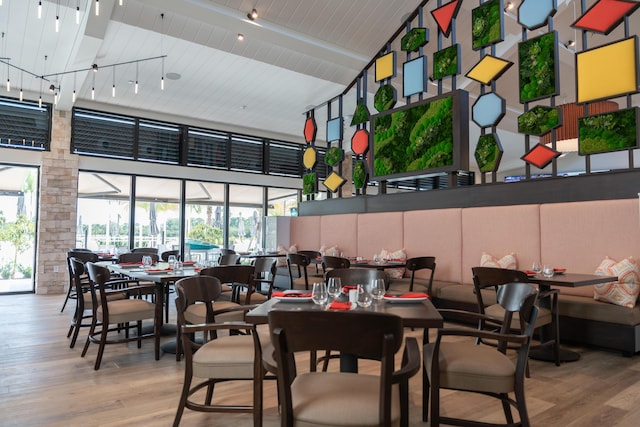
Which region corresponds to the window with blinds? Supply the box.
[0,97,51,151]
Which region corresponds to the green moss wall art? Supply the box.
[350,100,370,126]
[324,147,344,167]
[517,106,561,136]
[302,173,316,195]
[578,107,639,155]
[518,31,559,103]
[374,85,397,113]
[433,44,460,80]
[471,0,503,51]
[353,161,367,190]
[401,27,429,52]
[475,133,503,173]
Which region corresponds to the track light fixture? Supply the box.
[247,8,258,20]
[237,33,244,41]
[92,63,98,72]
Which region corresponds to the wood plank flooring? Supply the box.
[1,293,640,426]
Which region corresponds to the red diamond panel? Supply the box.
[351,129,369,155]
[521,143,561,169]
[303,117,317,144]
[572,0,640,35]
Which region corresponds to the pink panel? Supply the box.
[404,208,463,283]
[289,216,321,251]
[540,199,640,276]
[356,212,404,260]
[319,214,358,256]
[461,204,541,284]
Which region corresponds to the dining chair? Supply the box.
[325,267,389,289]
[321,255,351,275]
[161,249,181,261]
[173,276,267,427]
[286,252,312,290]
[131,247,159,255]
[117,252,160,264]
[405,256,436,293]
[472,266,560,367]
[61,250,98,313]
[297,250,322,277]
[250,257,277,299]
[67,257,97,348]
[218,253,241,265]
[424,281,539,427]
[269,310,421,427]
[199,264,256,304]
[81,262,161,370]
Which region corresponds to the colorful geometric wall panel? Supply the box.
[304,117,317,143]
[303,172,317,195]
[432,44,460,80]
[401,28,429,52]
[521,143,560,169]
[326,117,342,142]
[518,31,559,103]
[431,0,463,37]
[576,36,638,104]
[403,56,428,98]
[303,146,317,170]
[323,172,347,193]
[351,129,370,155]
[518,0,556,31]
[466,55,513,85]
[578,107,639,156]
[572,0,640,35]
[324,147,344,167]
[353,160,368,190]
[350,100,370,126]
[517,106,561,136]
[471,0,504,51]
[374,85,396,113]
[475,133,503,173]
[472,93,506,128]
[375,52,396,82]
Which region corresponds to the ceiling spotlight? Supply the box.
[92,63,98,72]
[49,84,56,92]
[504,1,514,12]
[247,8,258,20]
[237,33,245,41]
[567,40,575,47]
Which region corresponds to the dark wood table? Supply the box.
[247,295,443,421]
[350,260,407,270]
[527,272,618,362]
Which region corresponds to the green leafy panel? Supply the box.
[579,108,639,155]
[471,0,502,50]
[302,173,316,195]
[401,28,428,52]
[433,44,460,80]
[519,31,558,103]
[324,147,344,167]
[353,161,367,189]
[374,85,397,113]
[475,134,502,173]
[350,101,370,126]
[373,96,454,176]
[518,106,560,136]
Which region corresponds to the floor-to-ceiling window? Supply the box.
[0,165,39,293]
[133,176,181,254]
[229,184,264,253]
[184,180,225,262]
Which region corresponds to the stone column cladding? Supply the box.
[36,110,78,294]
[341,150,353,198]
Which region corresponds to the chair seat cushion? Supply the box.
[99,298,156,324]
[193,334,255,379]
[290,372,400,427]
[485,304,552,328]
[237,291,268,304]
[184,301,243,324]
[425,341,515,394]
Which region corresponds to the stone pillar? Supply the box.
[341,151,353,198]
[35,110,78,294]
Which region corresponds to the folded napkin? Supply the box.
[384,292,429,299]
[328,301,352,310]
[342,285,357,293]
[272,291,311,298]
[119,262,142,266]
[146,268,172,273]
[525,270,538,275]
[194,267,202,273]
[554,268,566,273]
[182,261,196,265]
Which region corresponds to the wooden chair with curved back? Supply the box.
[199,264,256,305]
[269,310,421,427]
[325,267,389,289]
[161,249,181,261]
[173,275,266,426]
[62,250,99,313]
[405,256,436,293]
[218,253,241,266]
[117,252,160,264]
[131,247,158,255]
[424,281,539,427]
[321,255,351,275]
[251,257,278,299]
[297,250,322,277]
[286,252,313,291]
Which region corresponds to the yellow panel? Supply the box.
[303,147,317,170]
[323,172,346,193]
[466,55,513,85]
[577,37,638,103]
[375,52,396,82]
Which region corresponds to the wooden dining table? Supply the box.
[527,272,618,362]
[247,294,443,422]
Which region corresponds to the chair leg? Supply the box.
[94,327,109,370]
[514,382,531,427]
[81,315,98,357]
[137,321,143,348]
[500,393,514,424]
[429,380,439,427]
[553,315,561,367]
[423,363,429,422]
[173,369,192,427]
[205,381,215,405]
[400,379,409,427]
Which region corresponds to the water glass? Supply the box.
[175,261,184,272]
[327,277,342,300]
[167,255,177,269]
[142,255,152,270]
[531,261,542,274]
[369,278,386,302]
[356,284,372,308]
[312,282,329,306]
[543,264,554,278]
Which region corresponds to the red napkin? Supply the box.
[384,292,429,299]
[119,262,142,266]
[554,268,566,273]
[328,301,352,310]
[146,267,172,273]
[272,291,311,298]
[342,285,357,293]
[182,261,196,265]
[525,270,537,275]
[194,267,202,273]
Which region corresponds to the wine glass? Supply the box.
[356,284,372,308]
[312,282,329,306]
[142,255,152,270]
[543,264,554,278]
[531,261,542,274]
[369,278,386,303]
[327,277,342,301]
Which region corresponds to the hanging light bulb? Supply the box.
[119,0,123,5]
[134,62,139,94]
[55,16,60,32]
[76,1,80,24]
[19,71,23,102]
[160,14,165,90]
[72,72,77,103]
[112,66,116,97]
[91,72,95,100]
[161,58,165,90]
[72,89,76,103]
[54,92,59,105]
[5,61,9,92]
[95,0,99,16]
[39,96,42,108]
[19,88,23,102]
[38,1,42,19]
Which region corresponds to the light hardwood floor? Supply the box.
[1,293,640,426]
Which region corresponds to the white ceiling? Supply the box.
[1,0,637,179]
